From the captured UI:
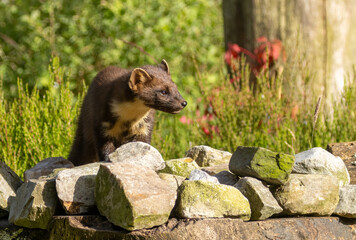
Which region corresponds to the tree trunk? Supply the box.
[223,0,356,104]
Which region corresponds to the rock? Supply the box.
[23,157,74,182]
[201,162,229,175]
[229,146,295,185]
[185,145,232,167]
[95,163,177,231]
[214,171,239,185]
[327,141,356,184]
[334,185,356,218]
[158,173,185,191]
[0,219,49,240]
[8,178,58,229]
[55,162,103,214]
[175,180,251,220]
[273,174,339,216]
[234,177,283,220]
[293,147,350,187]
[188,169,219,183]
[0,162,23,216]
[160,157,199,178]
[108,142,165,171]
[49,215,356,240]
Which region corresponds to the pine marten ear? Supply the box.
[129,68,152,91]
[159,59,170,74]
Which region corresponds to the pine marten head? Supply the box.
[128,60,187,114]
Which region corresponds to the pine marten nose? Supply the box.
[181,101,187,107]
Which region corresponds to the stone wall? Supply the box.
[0,141,355,239]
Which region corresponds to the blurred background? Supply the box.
[0,0,355,177]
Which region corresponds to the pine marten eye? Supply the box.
[160,90,168,96]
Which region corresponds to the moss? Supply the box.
[245,147,294,184]
[95,165,134,230]
[160,158,199,178]
[132,213,170,231]
[334,169,350,187]
[274,174,339,215]
[176,181,251,220]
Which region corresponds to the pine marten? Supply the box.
[68,60,187,166]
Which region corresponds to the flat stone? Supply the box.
[334,185,356,218]
[273,174,339,216]
[49,215,356,240]
[55,162,103,214]
[201,162,229,175]
[188,169,219,183]
[8,178,58,229]
[327,141,356,184]
[175,180,251,220]
[293,147,350,187]
[109,142,165,171]
[24,157,74,182]
[214,171,239,186]
[0,162,23,215]
[235,177,283,220]
[229,146,295,185]
[95,163,177,231]
[185,145,232,167]
[159,158,199,178]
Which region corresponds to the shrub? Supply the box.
[0,58,82,177]
[176,58,356,156]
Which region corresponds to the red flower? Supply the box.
[179,115,192,124]
[225,43,241,65]
[225,37,285,74]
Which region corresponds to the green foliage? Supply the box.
[153,61,356,159]
[0,57,82,177]
[1,57,356,177]
[0,0,222,98]
[1,0,355,178]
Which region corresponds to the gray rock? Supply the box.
[334,185,356,218]
[160,158,200,178]
[175,180,251,220]
[185,145,232,167]
[273,174,339,216]
[55,162,103,214]
[234,177,283,220]
[8,178,58,229]
[293,147,350,187]
[24,157,74,182]
[214,171,239,186]
[229,146,295,185]
[188,169,219,183]
[0,162,23,216]
[158,173,185,191]
[108,142,165,171]
[95,163,177,231]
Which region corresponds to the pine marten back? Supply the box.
[68,60,187,166]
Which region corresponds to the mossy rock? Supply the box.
[160,158,199,178]
[229,146,295,185]
[175,180,251,220]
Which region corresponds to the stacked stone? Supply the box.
[0,142,354,232]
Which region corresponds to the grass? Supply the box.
[153,59,356,158]
[1,57,356,178]
[0,58,83,176]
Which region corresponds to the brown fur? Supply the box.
[68,60,187,166]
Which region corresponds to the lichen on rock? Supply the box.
[160,158,199,178]
[229,146,295,185]
[175,180,251,220]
